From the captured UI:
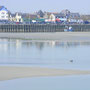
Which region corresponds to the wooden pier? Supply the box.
[0,24,90,32]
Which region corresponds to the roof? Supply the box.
[70,13,80,19]
[22,13,37,19]
[70,13,80,16]
[11,14,16,17]
[0,6,8,12]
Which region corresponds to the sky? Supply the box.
[0,0,90,14]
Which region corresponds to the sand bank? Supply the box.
[0,32,90,41]
[0,66,90,81]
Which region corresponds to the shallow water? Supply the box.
[0,75,90,90]
[0,38,90,90]
[0,39,90,70]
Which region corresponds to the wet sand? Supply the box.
[0,32,90,81]
[0,66,90,81]
[0,32,90,41]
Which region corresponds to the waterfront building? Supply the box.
[43,12,51,19]
[9,14,15,22]
[70,13,80,19]
[49,13,67,23]
[0,6,9,20]
[37,10,44,18]
[21,13,38,24]
[60,9,70,18]
[15,13,23,22]
[10,13,23,23]
[29,14,37,20]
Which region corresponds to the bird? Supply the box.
[70,60,73,63]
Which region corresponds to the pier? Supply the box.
[0,24,90,32]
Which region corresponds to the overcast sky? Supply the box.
[0,0,90,14]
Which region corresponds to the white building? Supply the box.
[15,13,23,22]
[10,13,23,23]
[0,6,9,20]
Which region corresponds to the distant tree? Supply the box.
[80,15,90,21]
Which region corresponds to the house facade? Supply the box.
[0,6,9,20]
[49,13,67,22]
[15,13,23,22]
[10,13,23,22]
[70,13,80,19]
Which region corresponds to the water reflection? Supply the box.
[0,38,90,70]
[14,40,90,49]
[0,38,90,51]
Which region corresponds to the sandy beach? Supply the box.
[0,32,90,41]
[0,66,90,81]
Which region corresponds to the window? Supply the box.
[1,16,5,18]
[6,16,8,18]
[6,13,8,15]
[1,12,5,14]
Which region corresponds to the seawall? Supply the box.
[0,24,90,32]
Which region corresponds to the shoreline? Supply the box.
[0,32,90,41]
[0,66,90,81]
[0,32,90,81]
